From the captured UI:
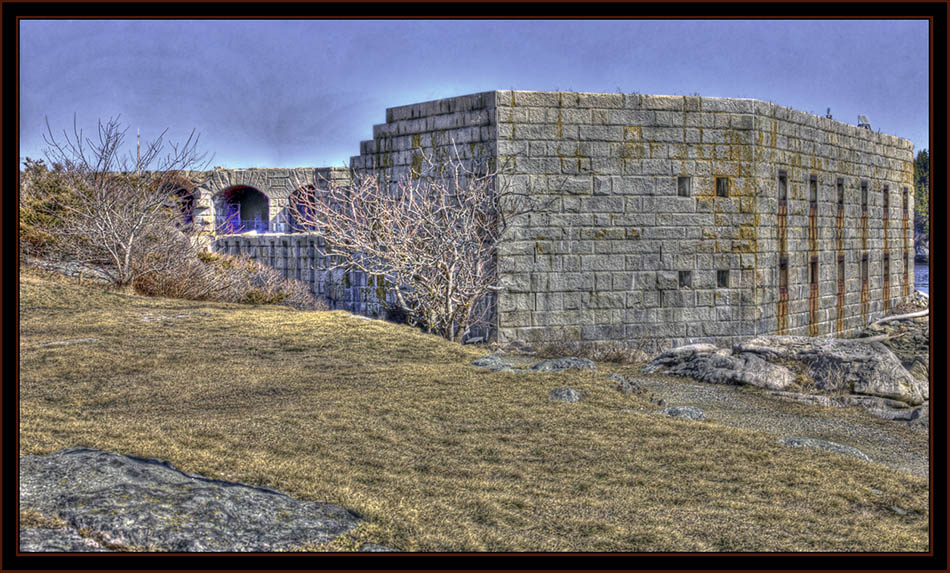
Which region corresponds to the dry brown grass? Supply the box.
[18,266,929,552]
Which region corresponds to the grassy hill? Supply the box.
[18,266,929,552]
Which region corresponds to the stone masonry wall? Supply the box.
[491,91,914,351]
[750,101,915,340]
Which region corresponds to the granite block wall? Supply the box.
[489,91,914,351]
[212,233,395,315]
[209,90,915,350]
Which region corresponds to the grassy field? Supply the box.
[18,266,929,552]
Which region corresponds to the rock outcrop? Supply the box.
[19,448,363,552]
[641,335,929,418]
[856,311,929,384]
[641,343,796,391]
[734,336,927,405]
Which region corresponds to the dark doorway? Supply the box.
[215,186,270,233]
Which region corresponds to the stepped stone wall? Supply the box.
[204,90,915,350]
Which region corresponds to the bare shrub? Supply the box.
[132,249,327,311]
[29,115,210,289]
[289,143,548,342]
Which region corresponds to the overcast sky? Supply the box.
[19,19,929,169]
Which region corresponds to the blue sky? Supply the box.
[19,19,929,169]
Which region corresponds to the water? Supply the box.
[914,261,929,295]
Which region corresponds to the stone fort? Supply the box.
[173,90,915,351]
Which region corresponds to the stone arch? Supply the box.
[213,185,271,234]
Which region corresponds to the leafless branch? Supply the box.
[288,141,550,342]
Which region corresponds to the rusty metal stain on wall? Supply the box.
[807,175,818,336]
[809,255,819,337]
[778,257,789,335]
[777,171,789,335]
[861,253,869,323]
[836,254,845,335]
[883,254,890,313]
[902,186,909,298]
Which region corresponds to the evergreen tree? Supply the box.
[913,149,929,238]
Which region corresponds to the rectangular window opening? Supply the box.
[862,254,869,284]
[677,176,691,197]
[902,187,909,215]
[861,181,869,210]
[809,175,818,207]
[810,256,819,286]
[883,185,889,214]
[778,171,788,204]
[717,269,729,288]
[716,177,729,197]
[779,258,788,290]
[679,270,692,288]
[837,178,845,208]
[883,254,890,278]
[837,255,845,285]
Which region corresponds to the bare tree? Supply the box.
[31,115,211,289]
[289,144,543,342]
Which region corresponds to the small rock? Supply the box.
[864,407,919,421]
[890,505,909,516]
[463,336,484,345]
[38,338,100,348]
[550,388,582,402]
[870,488,883,495]
[908,403,929,431]
[609,373,644,395]
[531,357,596,372]
[778,437,872,462]
[471,355,512,371]
[656,406,707,421]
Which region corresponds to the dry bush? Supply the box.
[288,143,550,342]
[132,248,327,311]
[31,115,210,288]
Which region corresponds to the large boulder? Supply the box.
[641,344,796,391]
[735,336,927,406]
[19,448,362,552]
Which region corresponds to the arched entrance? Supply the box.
[214,186,270,234]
